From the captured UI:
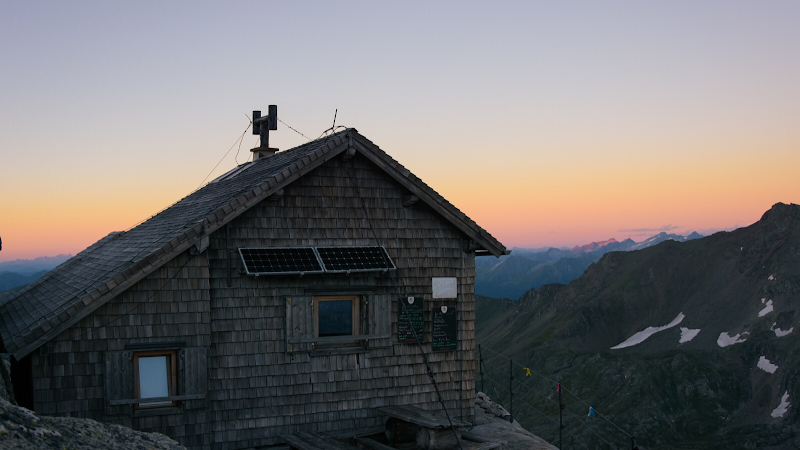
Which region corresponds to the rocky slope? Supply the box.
[477,203,799,449]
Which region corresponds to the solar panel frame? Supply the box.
[238,247,325,276]
[315,246,396,273]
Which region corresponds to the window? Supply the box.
[285,294,392,353]
[133,350,177,409]
[313,295,361,346]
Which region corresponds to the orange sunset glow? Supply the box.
[1,2,799,262]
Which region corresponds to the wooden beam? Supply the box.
[342,146,356,160]
[190,236,209,255]
[109,393,205,406]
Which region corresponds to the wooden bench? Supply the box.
[378,405,471,429]
[282,431,356,450]
[378,405,471,450]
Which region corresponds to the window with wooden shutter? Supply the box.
[133,350,177,409]
[104,346,207,413]
[286,294,393,352]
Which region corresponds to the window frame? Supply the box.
[132,349,178,409]
[313,295,361,347]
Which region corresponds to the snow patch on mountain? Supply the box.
[770,322,793,337]
[611,313,685,349]
[758,299,774,317]
[757,356,778,374]
[768,274,775,281]
[679,327,700,344]
[717,332,747,347]
[771,391,790,418]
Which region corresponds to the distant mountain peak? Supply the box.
[571,238,618,253]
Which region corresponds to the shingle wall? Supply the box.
[205,154,476,450]
[30,251,211,449]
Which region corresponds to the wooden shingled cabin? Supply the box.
[0,116,506,450]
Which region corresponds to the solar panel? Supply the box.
[316,246,396,273]
[239,247,324,275]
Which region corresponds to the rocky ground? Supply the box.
[0,397,185,450]
[468,392,557,450]
[0,356,185,450]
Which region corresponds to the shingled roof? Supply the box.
[0,129,505,359]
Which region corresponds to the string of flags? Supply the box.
[480,346,638,449]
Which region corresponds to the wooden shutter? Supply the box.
[104,350,133,416]
[368,293,392,348]
[286,296,313,352]
[181,347,207,409]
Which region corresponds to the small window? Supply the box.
[133,350,177,408]
[314,295,361,344]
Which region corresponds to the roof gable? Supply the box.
[0,129,504,359]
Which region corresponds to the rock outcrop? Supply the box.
[469,392,557,450]
[0,398,185,450]
[0,353,184,450]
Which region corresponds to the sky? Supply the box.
[1,1,799,261]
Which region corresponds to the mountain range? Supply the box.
[476,232,703,299]
[476,203,798,449]
[0,254,70,292]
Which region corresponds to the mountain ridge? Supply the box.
[477,231,702,299]
[476,203,799,449]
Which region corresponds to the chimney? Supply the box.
[251,105,278,160]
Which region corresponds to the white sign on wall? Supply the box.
[432,277,457,299]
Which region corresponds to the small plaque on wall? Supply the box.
[432,277,457,298]
[398,296,424,344]
[432,305,457,352]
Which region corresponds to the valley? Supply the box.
[476,203,798,449]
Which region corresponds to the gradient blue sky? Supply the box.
[1,1,799,261]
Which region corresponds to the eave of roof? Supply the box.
[0,129,505,359]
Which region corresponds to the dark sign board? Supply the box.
[432,305,457,352]
[398,296,424,344]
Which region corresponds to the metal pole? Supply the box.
[509,359,513,423]
[558,383,563,449]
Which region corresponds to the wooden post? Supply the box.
[225,223,231,287]
[509,359,513,423]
